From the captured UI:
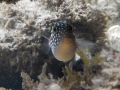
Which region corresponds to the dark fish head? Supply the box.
[49,21,76,62]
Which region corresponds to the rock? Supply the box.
[49,84,62,90]
[106,25,120,52]
[0,87,6,90]
[0,0,109,89]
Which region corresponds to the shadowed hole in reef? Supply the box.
[0,50,67,89]
[0,51,85,89]
[0,37,85,89]
[0,71,22,89]
[72,58,84,72]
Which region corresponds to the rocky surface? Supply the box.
[106,25,120,52]
[0,0,120,90]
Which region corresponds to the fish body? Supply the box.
[42,21,96,62]
[49,21,76,62]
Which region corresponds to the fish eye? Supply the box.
[68,25,74,32]
[53,27,57,32]
[72,25,74,31]
[52,27,58,33]
[71,25,73,30]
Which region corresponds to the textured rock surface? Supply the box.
[106,25,120,52]
[0,0,20,4]
[0,0,119,89]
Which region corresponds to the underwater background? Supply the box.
[0,0,120,90]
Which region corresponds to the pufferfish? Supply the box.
[48,21,96,62]
[41,21,96,62]
[49,21,76,62]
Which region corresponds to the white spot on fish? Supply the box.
[56,42,59,44]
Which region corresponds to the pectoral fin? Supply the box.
[40,36,50,54]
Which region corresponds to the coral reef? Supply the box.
[0,0,120,89]
[92,49,120,90]
[21,63,62,90]
[106,25,120,52]
[0,0,20,4]
[21,53,102,90]
[13,49,120,90]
